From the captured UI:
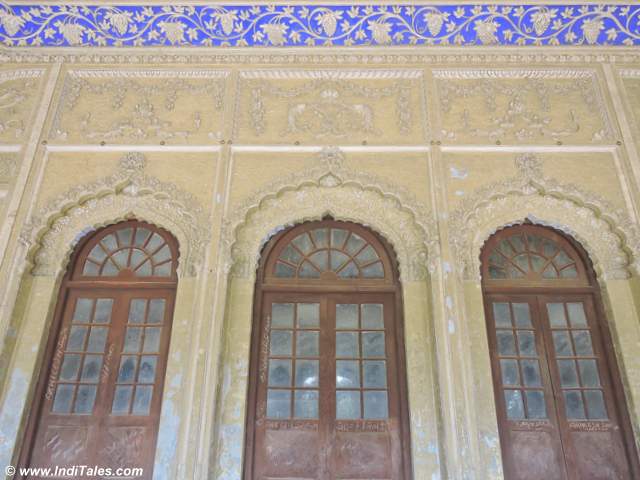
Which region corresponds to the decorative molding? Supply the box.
[19,152,210,277]
[0,4,638,48]
[0,68,44,141]
[221,146,437,282]
[619,69,640,79]
[0,154,19,182]
[49,68,228,143]
[449,153,640,281]
[434,68,615,143]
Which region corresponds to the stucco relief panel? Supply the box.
[434,69,615,144]
[620,70,640,141]
[49,69,229,144]
[0,68,44,144]
[0,153,19,218]
[234,69,428,145]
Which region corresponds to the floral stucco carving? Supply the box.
[0,68,43,142]
[449,153,640,281]
[20,152,210,277]
[221,146,437,282]
[0,154,19,182]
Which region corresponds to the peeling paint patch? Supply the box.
[455,190,465,196]
[445,296,453,310]
[450,166,468,179]
[448,319,455,334]
[442,261,452,277]
[215,423,243,480]
[154,396,180,480]
[0,369,28,470]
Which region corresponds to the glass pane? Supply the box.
[88,244,108,262]
[330,251,350,271]
[94,299,113,323]
[292,233,313,254]
[272,303,294,328]
[542,264,558,278]
[136,260,153,276]
[309,251,329,271]
[52,384,75,413]
[362,304,384,329]
[504,390,525,420]
[129,299,147,324]
[266,389,291,419]
[578,359,601,388]
[336,360,360,388]
[59,354,81,381]
[521,359,542,387]
[558,360,579,387]
[153,245,172,264]
[112,385,133,414]
[573,331,594,355]
[298,303,319,328]
[542,239,559,257]
[526,234,543,254]
[547,303,567,328]
[517,331,536,356]
[361,262,384,278]
[112,250,130,269]
[146,233,164,252]
[496,331,516,355]
[552,331,573,356]
[296,331,319,357]
[143,327,162,353]
[138,356,157,383]
[80,355,102,382]
[336,332,358,358]
[73,298,94,323]
[498,239,516,256]
[295,360,319,388]
[555,250,573,268]
[82,261,100,276]
[67,326,87,351]
[525,390,547,419]
[560,265,578,278]
[363,361,387,388]
[148,299,166,324]
[336,390,360,419]
[500,359,520,386]
[584,390,607,420]
[279,245,302,265]
[86,327,107,353]
[74,385,97,414]
[299,261,320,278]
[311,229,328,248]
[116,227,134,247]
[101,233,118,251]
[514,254,530,273]
[512,303,532,327]
[275,262,295,278]
[336,304,358,329]
[102,259,119,276]
[355,245,379,265]
[268,359,291,387]
[564,390,586,419]
[337,261,359,278]
[294,390,319,419]
[331,229,349,249]
[270,330,293,356]
[363,391,388,419]
[134,228,151,247]
[567,303,588,327]
[362,332,385,358]
[132,385,153,415]
[530,254,545,272]
[345,234,366,255]
[489,266,506,279]
[492,303,511,328]
[124,327,142,353]
[118,356,138,383]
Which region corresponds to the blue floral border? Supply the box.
[0,3,638,47]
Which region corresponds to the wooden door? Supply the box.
[482,225,639,480]
[244,220,411,480]
[20,221,178,480]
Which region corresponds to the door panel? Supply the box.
[251,293,404,480]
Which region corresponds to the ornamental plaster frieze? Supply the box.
[19,152,210,277]
[222,146,437,282]
[433,68,615,144]
[449,153,640,281]
[0,154,19,182]
[49,68,229,144]
[235,68,427,143]
[0,68,45,143]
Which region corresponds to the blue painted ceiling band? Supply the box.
[0,3,638,47]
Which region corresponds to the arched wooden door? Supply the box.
[244,220,412,480]
[481,224,639,480]
[19,221,178,480]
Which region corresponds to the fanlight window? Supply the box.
[487,232,579,280]
[82,225,174,277]
[273,227,384,279]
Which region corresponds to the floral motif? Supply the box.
[0,4,637,48]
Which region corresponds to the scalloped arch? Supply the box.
[222,170,437,283]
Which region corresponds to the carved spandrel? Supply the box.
[235,70,427,144]
[50,70,228,144]
[435,71,614,145]
[0,69,43,143]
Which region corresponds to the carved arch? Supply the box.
[20,153,210,277]
[221,149,437,283]
[449,154,640,281]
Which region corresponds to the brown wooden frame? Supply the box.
[243,219,413,479]
[481,223,640,479]
[17,220,179,479]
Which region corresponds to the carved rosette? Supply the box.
[449,154,640,281]
[221,148,437,283]
[20,152,210,278]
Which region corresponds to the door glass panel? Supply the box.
[572,331,594,355]
[521,359,542,387]
[296,331,319,357]
[272,303,294,328]
[512,303,532,327]
[294,390,319,419]
[336,332,358,358]
[567,303,588,327]
[295,360,319,388]
[504,390,525,419]
[297,303,319,328]
[268,359,292,387]
[584,390,607,419]
[266,390,291,419]
[363,391,388,419]
[270,330,293,356]
[362,304,384,329]
[558,360,579,387]
[363,361,387,388]
[578,359,600,388]
[362,332,385,357]
[547,303,567,327]
[336,360,360,388]
[497,331,516,355]
[336,391,361,419]
[517,331,536,356]
[500,359,520,386]
[525,390,547,419]
[493,303,512,327]
[564,390,587,419]
[336,304,358,329]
